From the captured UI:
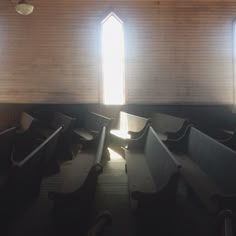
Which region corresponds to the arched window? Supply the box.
[233,19,236,105]
[101,12,125,105]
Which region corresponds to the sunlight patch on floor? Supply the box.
[108,147,123,161]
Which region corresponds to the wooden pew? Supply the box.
[73,111,112,141]
[171,127,236,213]
[125,125,180,234]
[0,126,63,223]
[48,126,107,236]
[35,111,75,137]
[150,112,191,142]
[0,113,38,172]
[35,111,76,162]
[110,111,150,147]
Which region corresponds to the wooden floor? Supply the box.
[94,147,136,236]
[7,144,215,236]
[8,146,136,236]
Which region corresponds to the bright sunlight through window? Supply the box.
[234,20,236,105]
[102,13,125,105]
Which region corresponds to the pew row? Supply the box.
[48,126,107,235]
[151,112,190,142]
[125,125,180,209]
[35,111,76,162]
[110,111,150,147]
[171,127,236,213]
[0,126,62,222]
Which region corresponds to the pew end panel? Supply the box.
[110,111,150,148]
[125,124,150,151]
[166,124,192,152]
[14,112,38,134]
[47,166,103,236]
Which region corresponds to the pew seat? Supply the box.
[173,153,220,211]
[74,128,95,141]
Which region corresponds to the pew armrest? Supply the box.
[166,123,192,142]
[126,124,150,151]
[128,119,151,139]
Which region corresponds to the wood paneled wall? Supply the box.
[1,0,236,104]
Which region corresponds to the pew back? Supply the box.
[151,113,187,134]
[144,127,179,190]
[84,112,112,132]
[188,128,236,196]
[51,112,76,133]
[119,111,149,133]
[7,126,63,198]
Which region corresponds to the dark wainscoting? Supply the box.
[0,104,235,131]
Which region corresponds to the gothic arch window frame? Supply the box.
[100,12,126,105]
[233,18,236,106]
